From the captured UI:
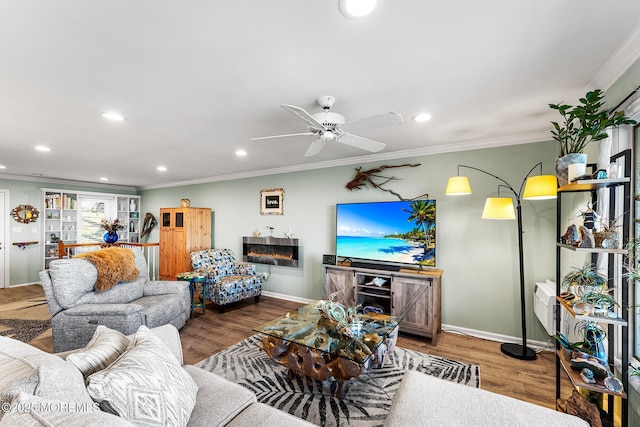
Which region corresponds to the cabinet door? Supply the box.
[391,276,432,332]
[324,268,355,305]
[172,211,187,273]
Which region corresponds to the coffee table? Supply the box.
[254,301,398,397]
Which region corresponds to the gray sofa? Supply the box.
[0,325,314,426]
[0,324,588,426]
[39,247,191,352]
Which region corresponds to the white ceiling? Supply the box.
[1,1,639,190]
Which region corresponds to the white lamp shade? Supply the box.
[482,197,516,220]
[445,176,472,195]
[523,175,557,200]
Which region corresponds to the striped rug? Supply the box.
[197,334,480,426]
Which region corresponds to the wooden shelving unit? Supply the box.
[556,351,627,398]
[556,297,627,326]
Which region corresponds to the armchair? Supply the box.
[39,247,190,352]
[189,248,262,312]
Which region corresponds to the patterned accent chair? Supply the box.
[190,249,262,312]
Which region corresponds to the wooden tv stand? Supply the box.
[323,264,442,345]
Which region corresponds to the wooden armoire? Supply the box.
[159,207,212,280]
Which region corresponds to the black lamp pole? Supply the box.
[458,164,542,361]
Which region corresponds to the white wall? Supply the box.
[140,140,559,342]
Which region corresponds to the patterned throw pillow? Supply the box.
[66,325,129,379]
[86,326,198,427]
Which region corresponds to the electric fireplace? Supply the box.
[242,236,299,268]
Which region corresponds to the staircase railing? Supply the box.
[57,241,160,280]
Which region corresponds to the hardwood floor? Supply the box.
[1,284,573,410]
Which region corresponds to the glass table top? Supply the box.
[254,301,398,364]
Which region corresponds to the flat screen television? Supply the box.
[335,200,436,268]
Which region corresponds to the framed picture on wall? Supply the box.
[260,188,284,215]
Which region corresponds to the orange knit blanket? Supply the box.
[77,247,140,292]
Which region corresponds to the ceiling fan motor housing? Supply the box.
[312,111,345,129]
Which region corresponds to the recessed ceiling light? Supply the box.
[0,165,6,169]
[100,177,109,181]
[101,111,125,121]
[157,166,167,172]
[236,149,247,157]
[339,0,379,19]
[412,113,432,122]
[34,145,51,152]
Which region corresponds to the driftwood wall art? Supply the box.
[345,163,428,201]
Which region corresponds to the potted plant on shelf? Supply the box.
[549,89,636,186]
[593,214,624,249]
[561,263,607,295]
[554,332,591,360]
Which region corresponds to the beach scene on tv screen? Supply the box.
[336,200,436,266]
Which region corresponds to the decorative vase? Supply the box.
[180,198,191,208]
[556,153,587,187]
[130,200,136,211]
[103,231,119,244]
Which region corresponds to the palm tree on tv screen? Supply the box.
[404,200,435,258]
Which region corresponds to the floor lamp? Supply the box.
[445,163,557,361]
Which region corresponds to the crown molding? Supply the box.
[590,21,640,91]
[140,131,551,190]
[0,173,137,193]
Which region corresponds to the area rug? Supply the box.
[197,334,480,427]
[0,318,51,343]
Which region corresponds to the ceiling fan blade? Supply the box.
[341,112,403,133]
[251,132,314,141]
[281,104,327,131]
[338,133,386,153]
[304,139,326,157]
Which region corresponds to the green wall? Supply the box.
[139,140,558,343]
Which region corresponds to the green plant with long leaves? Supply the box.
[554,332,591,353]
[549,89,636,156]
[561,263,607,292]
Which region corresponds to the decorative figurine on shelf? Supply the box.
[180,198,191,208]
[253,229,261,237]
[284,228,294,238]
[578,226,595,248]
[580,368,596,384]
[50,233,59,243]
[574,202,597,229]
[561,225,580,246]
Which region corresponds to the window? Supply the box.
[78,196,116,243]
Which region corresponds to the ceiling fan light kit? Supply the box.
[339,0,380,19]
[252,95,402,157]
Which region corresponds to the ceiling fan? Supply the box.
[251,96,403,157]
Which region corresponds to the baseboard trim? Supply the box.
[261,291,314,304]
[442,324,552,351]
[7,282,41,289]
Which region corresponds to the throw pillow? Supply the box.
[86,325,198,427]
[0,335,92,421]
[66,325,129,379]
